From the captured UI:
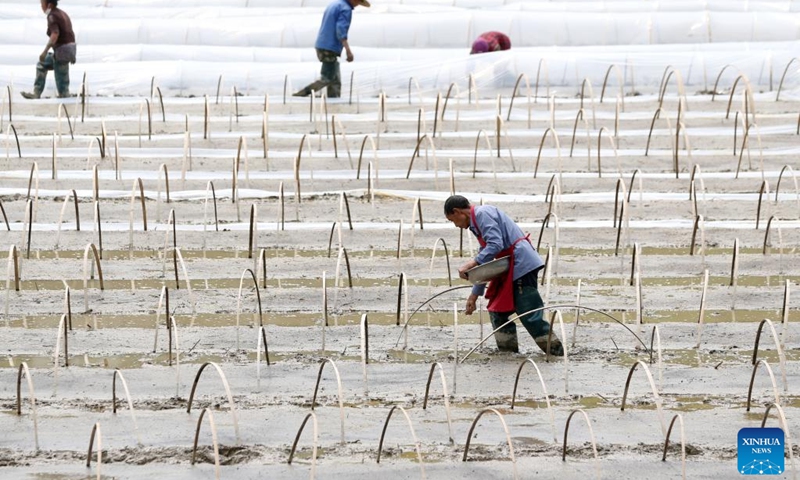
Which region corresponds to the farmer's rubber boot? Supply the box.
[21,91,41,99]
[535,335,564,357]
[490,314,520,352]
[494,331,520,352]
[294,80,329,97]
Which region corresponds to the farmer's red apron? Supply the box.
[470,206,530,312]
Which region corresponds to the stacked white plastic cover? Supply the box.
[0,0,798,96]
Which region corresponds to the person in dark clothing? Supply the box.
[445,195,563,356]
[21,0,77,99]
[293,0,370,98]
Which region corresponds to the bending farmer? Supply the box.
[470,31,511,55]
[22,0,76,99]
[444,195,563,356]
[293,0,370,98]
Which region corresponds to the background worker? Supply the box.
[444,195,563,356]
[470,31,511,55]
[293,0,370,98]
[21,0,77,99]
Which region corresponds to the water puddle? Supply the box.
[1,352,292,370]
[4,308,796,329]
[8,274,797,291]
[25,245,794,261]
[611,347,798,368]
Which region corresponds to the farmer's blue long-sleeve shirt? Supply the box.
[468,205,544,296]
[315,0,353,54]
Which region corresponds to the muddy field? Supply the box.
[0,84,799,479]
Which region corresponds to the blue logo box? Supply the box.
[738,427,785,475]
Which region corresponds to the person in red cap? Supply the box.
[470,31,511,55]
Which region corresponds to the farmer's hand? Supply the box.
[458,259,479,280]
[39,51,47,63]
[465,294,479,315]
[345,49,354,62]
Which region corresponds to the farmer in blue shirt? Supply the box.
[445,195,563,356]
[293,0,370,98]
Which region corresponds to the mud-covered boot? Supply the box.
[21,91,41,99]
[535,334,564,356]
[494,331,519,353]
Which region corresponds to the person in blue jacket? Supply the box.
[293,0,370,98]
[445,195,563,356]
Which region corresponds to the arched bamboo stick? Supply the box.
[506,73,532,128]
[407,76,422,105]
[203,95,210,140]
[191,408,221,480]
[600,64,625,109]
[23,199,34,259]
[432,92,441,139]
[422,362,454,444]
[756,180,769,229]
[203,181,219,233]
[428,237,452,288]
[569,108,591,163]
[53,314,69,367]
[406,134,437,179]
[579,77,597,129]
[6,244,20,293]
[657,66,688,112]
[724,74,756,122]
[311,358,346,445]
[355,135,378,180]
[690,214,704,256]
[561,408,600,478]
[287,412,319,478]
[111,369,141,444]
[774,165,799,208]
[334,247,353,289]
[613,177,629,229]
[82,243,104,312]
[235,268,266,357]
[376,405,426,478]
[57,102,74,141]
[644,108,672,157]
[746,359,781,412]
[15,362,39,450]
[596,127,618,178]
[752,319,788,392]
[533,127,561,179]
[85,422,103,479]
[763,215,780,254]
[711,64,738,101]
[775,57,799,101]
[471,129,494,179]
[510,358,557,442]
[661,413,686,480]
[441,82,462,133]
[462,408,517,479]
[5,124,22,159]
[620,360,666,435]
[186,362,240,444]
[760,403,796,475]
